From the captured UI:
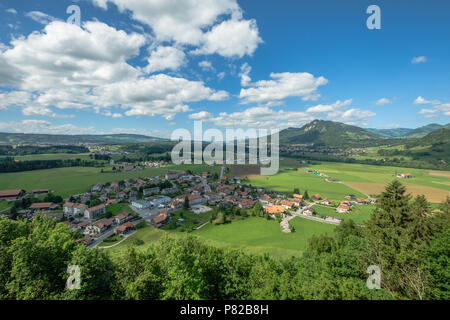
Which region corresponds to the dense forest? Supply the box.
[0,181,448,300]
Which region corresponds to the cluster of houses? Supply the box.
[336,194,377,213]
[1,165,383,245]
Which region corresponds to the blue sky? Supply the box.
[0,0,449,138]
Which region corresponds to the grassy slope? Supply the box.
[194,217,335,258]
[106,217,336,259]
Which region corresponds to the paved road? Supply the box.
[201,177,211,193]
[219,164,225,178]
[280,201,341,232]
[89,218,143,248]
[131,206,161,223]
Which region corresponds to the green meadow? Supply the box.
[312,204,375,224]
[105,216,336,259]
[308,162,450,192]
[0,166,167,198]
[193,217,336,258]
[247,167,367,201]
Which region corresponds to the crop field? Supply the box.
[307,162,450,203]
[247,167,367,201]
[0,166,167,197]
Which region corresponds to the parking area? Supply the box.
[191,205,212,215]
[130,206,160,222]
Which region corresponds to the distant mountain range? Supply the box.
[0,133,167,145]
[0,120,448,148]
[367,123,450,139]
[277,120,450,148]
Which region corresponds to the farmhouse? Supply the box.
[321,198,331,205]
[303,208,315,216]
[0,189,25,201]
[340,200,352,207]
[29,202,59,211]
[32,189,52,197]
[369,198,378,204]
[311,194,322,201]
[356,198,368,205]
[337,204,351,213]
[115,222,135,235]
[397,173,413,179]
[153,213,168,228]
[84,204,106,219]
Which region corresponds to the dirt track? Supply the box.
[426,170,450,178]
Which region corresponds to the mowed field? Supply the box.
[106,217,336,259]
[193,217,336,258]
[0,166,167,197]
[307,162,450,203]
[247,167,367,201]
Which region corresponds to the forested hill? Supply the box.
[279,120,387,147]
[0,132,167,145]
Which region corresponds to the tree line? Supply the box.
[0,158,106,173]
[0,180,448,300]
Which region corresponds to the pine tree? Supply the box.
[303,190,310,200]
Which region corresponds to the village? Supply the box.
[0,166,386,247]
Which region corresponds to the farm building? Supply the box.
[115,222,135,235]
[0,189,25,201]
[337,204,351,213]
[29,202,59,211]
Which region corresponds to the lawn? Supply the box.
[0,202,12,212]
[0,166,167,198]
[193,217,336,259]
[106,202,134,216]
[312,204,375,224]
[162,208,213,232]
